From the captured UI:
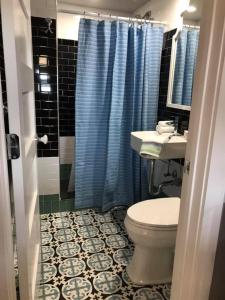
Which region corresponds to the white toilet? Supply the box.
[124,197,180,285]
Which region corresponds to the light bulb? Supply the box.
[187,5,197,13]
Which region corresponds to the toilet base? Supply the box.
[127,245,174,285]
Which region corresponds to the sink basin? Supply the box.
[131,131,187,159]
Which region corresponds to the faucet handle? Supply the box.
[172,116,179,133]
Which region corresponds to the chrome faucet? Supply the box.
[173,116,179,133]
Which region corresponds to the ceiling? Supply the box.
[58,0,150,13]
[184,0,203,21]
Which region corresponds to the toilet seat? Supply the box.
[127,197,180,229]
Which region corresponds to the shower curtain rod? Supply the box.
[57,9,166,25]
[183,24,200,29]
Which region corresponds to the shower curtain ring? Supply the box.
[83,11,86,19]
[98,13,100,21]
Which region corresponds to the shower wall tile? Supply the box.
[31,16,58,157]
[157,29,190,133]
[58,39,78,137]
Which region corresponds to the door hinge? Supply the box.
[184,160,190,175]
[6,134,20,160]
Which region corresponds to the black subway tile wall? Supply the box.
[31,17,58,157]
[58,39,78,136]
[157,29,190,133]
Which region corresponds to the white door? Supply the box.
[171,0,225,299]
[0,73,17,300]
[1,0,40,299]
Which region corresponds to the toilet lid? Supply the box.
[127,197,180,227]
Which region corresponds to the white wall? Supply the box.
[57,2,130,40]
[133,0,190,30]
[31,0,56,18]
[58,0,191,39]
[58,3,130,17]
[183,19,200,26]
[58,13,80,40]
[37,157,59,195]
[60,137,75,164]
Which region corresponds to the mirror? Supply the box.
[167,0,203,110]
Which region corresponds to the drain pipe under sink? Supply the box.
[148,159,181,197]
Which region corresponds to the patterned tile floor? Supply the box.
[38,208,171,300]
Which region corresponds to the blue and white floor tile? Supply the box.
[38,208,171,300]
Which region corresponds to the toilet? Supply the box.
[124,197,180,285]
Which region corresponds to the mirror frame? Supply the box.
[166,29,191,111]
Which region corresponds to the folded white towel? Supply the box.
[158,120,174,126]
[156,125,175,135]
[139,132,174,157]
[144,132,173,144]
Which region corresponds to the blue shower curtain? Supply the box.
[75,19,164,211]
[173,28,200,106]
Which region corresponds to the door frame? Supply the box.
[0,73,16,300]
[0,0,225,299]
[171,0,225,299]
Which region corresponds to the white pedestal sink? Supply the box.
[131,131,187,160]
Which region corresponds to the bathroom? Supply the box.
[1,0,225,299]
